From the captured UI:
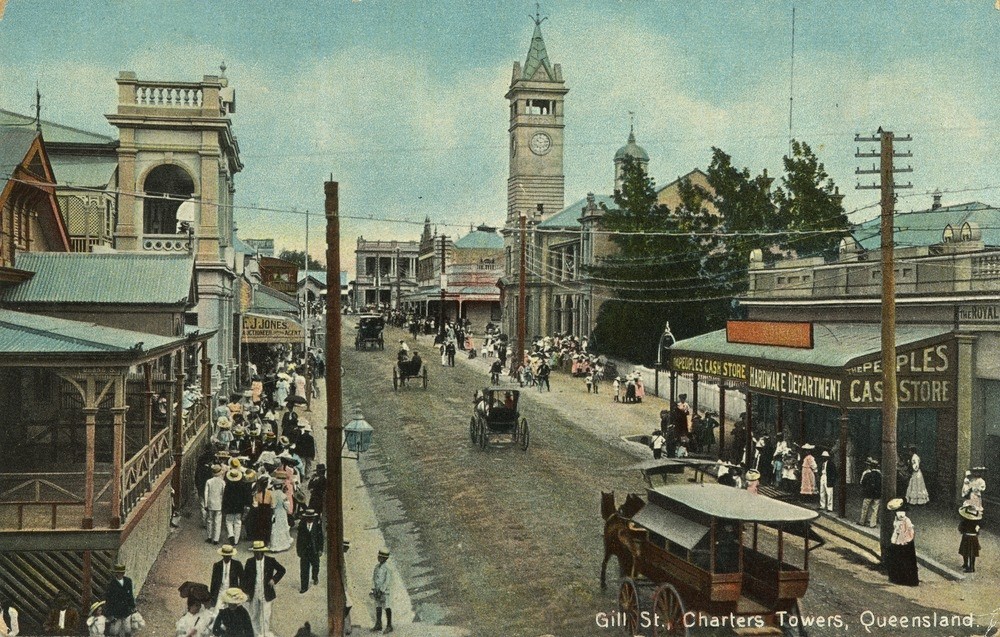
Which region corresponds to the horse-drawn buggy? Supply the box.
[469,387,529,450]
[392,351,428,390]
[600,483,818,636]
[355,314,385,350]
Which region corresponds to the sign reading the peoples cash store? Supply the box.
[845,341,955,408]
[671,355,748,380]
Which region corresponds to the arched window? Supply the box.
[143,165,194,234]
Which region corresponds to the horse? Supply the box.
[600,490,646,589]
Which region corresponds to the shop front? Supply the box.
[669,321,962,516]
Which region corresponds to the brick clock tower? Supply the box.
[506,11,568,223]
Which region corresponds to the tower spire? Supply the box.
[628,110,635,142]
[522,4,553,80]
[35,82,42,133]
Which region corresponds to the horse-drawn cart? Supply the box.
[600,483,818,636]
[393,353,428,390]
[354,314,385,350]
[469,387,529,451]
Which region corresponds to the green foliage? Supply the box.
[278,249,324,271]
[773,140,849,259]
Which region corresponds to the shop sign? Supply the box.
[846,343,952,375]
[748,367,842,404]
[727,320,813,349]
[958,304,1000,324]
[672,354,748,380]
[845,341,954,407]
[242,314,304,344]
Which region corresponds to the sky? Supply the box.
[1,1,998,276]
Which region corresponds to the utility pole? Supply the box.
[304,210,311,412]
[856,128,912,561]
[439,236,448,338]
[395,246,402,311]
[514,212,527,375]
[324,179,345,637]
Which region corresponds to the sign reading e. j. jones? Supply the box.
[242,314,304,343]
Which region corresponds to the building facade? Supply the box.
[353,238,419,309]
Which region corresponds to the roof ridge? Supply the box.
[0,108,116,142]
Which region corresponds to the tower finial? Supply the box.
[34,82,42,133]
[627,111,636,142]
[530,2,547,26]
[220,60,227,78]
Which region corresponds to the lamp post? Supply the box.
[343,404,374,459]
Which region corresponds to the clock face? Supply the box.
[529,132,552,156]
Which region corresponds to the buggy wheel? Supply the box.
[354,337,360,351]
[519,418,529,451]
[378,336,384,350]
[422,367,428,389]
[479,424,488,450]
[617,578,641,636]
[652,584,687,636]
[392,368,399,391]
[470,418,477,444]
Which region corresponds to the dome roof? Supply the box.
[614,129,649,162]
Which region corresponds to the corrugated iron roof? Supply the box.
[49,155,117,187]
[0,309,187,359]
[0,127,38,175]
[0,108,116,145]
[537,194,617,229]
[3,253,195,305]
[670,322,951,370]
[251,284,299,315]
[854,202,1000,249]
[454,227,503,250]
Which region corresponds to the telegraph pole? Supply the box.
[439,236,448,338]
[304,210,311,412]
[856,129,912,561]
[323,179,345,637]
[514,212,527,375]
[395,246,402,311]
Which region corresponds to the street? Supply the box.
[340,326,990,637]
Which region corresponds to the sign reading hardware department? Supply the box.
[242,314,304,343]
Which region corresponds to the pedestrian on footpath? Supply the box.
[212,588,253,637]
[105,563,138,637]
[905,445,930,505]
[222,468,246,546]
[296,423,316,479]
[371,550,393,633]
[858,457,882,527]
[818,450,837,513]
[85,602,104,637]
[210,545,244,610]
[887,498,919,586]
[307,465,327,515]
[959,504,983,573]
[243,541,286,637]
[296,509,324,593]
[964,466,986,510]
[204,465,226,544]
[799,444,817,498]
[537,361,551,392]
[43,591,78,635]
[650,430,665,460]
[176,597,213,637]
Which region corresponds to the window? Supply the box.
[525,99,553,115]
[365,257,377,275]
[143,164,194,235]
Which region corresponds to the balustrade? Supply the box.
[142,234,192,252]
[134,83,203,107]
[120,428,172,520]
[972,253,1000,279]
[0,473,111,530]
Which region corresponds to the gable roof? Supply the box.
[537,194,617,229]
[0,129,72,252]
[654,168,710,195]
[0,127,39,176]
[3,253,195,306]
[854,201,1000,250]
[0,108,116,145]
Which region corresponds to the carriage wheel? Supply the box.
[470,418,477,444]
[519,419,529,451]
[617,578,641,635]
[422,367,428,389]
[479,424,488,450]
[354,337,360,351]
[392,368,398,391]
[652,584,687,637]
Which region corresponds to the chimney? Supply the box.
[932,189,942,210]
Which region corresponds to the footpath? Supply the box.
[449,335,999,615]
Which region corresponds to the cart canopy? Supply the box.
[632,505,709,550]
[649,484,819,523]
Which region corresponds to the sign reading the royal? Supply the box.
[242,314,304,344]
[958,304,1000,324]
[726,320,813,349]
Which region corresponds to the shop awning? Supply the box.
[669,322,955,409]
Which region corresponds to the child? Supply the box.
[676,436,689,458]
[86,601,105,637]
[585,374,593,393]
[612,377,620,402]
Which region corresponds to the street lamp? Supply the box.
[343,403,373,459]
[655,322,676,398]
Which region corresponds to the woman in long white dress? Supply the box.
[905,446,930,505]
[274,377,290,407]
[269,480,293,552]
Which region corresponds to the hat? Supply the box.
[243,390,252,398]
[959,504,983,520]
[218,544,237,557]
[226,469,243,482]
[821,450,830,457]
[218,419,232,430]
[279,436,290,446]
[972,466,986,473]
[746,469,761,481]
[316,464,326,472]
[243,469,257,482]
[233,425,246,436]
[221,587,248,605]
[300,424,312,433]
[300,508,318,519]
[265,431,277,439]
[887,498,905,511]
[251,541,269,552]
[801,443,815,450]
[678,394,687,400]
[113,563,127,573]
[273,469,289,480]
[214,449,231,458]
[228,458,242,469]
[378,549,390,559]
[211,464,224,475]
[89,600,106,615]
[343,539,351,550]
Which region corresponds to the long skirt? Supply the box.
[906,470,930,505]
[247,503,273,544]
[959,534,980,559]
[887,540,920,585]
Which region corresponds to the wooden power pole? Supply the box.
[514,212,527,375]
[439,235,448,338]
[324,179,345,636]
[856,128,912,560]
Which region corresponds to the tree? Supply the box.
[773,140,849,259]
[277,249,324,271]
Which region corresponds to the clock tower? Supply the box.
[506,9,567,223]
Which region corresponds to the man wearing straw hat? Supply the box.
[210,545,245,609]
[958,504,983,573]
[242,541,286,637]
[858,457,882,528]
[204,464,226,545]
[371,549,393,632]
[222,467,247,546]
[296,509,324,593]
[105,563,137,636]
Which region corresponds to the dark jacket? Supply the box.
[308,474,327,513]
[105,577,136,619]
[296,433,316,460]
[296,521,324,559]
[820,458,839,487]
[860,468,882,499]
[221,479,248,515]
[242,556,286,602]
[281,411,298,437]
[213,605,254,637]
[210,558,245,607]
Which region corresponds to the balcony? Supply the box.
[142,233,192,252]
